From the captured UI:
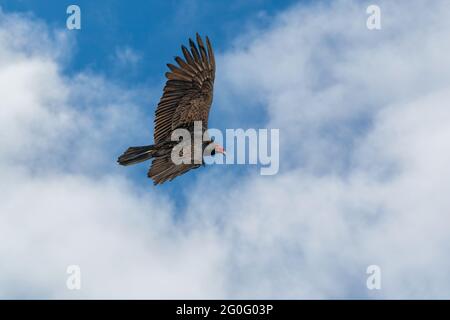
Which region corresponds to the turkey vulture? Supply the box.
[117,34,225,185]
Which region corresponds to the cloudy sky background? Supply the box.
[1,0,450,298]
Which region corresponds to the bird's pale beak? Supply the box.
[215,145,226,155]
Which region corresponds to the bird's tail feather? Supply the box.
[117,145,155,166]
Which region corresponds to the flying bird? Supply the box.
[117,34,225,185]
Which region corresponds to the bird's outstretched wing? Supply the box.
[153,33,215,144]
[148,34,216,184]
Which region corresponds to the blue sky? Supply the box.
[1,0,450,299]
[1,0,299,79]
[0,0,301,204]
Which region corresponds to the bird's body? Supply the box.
[117,34,224,185]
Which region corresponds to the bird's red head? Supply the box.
[214,144,226,155]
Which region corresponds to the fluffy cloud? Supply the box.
[1,0,450,299]
[0,8,224,299]
[214,0,450,298]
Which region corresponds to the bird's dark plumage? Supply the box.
[117,34,217,185]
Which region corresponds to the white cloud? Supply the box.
[213,0,450,298]
[0,8,224,299]
[113,46,141,68]
[1,0,450,299]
